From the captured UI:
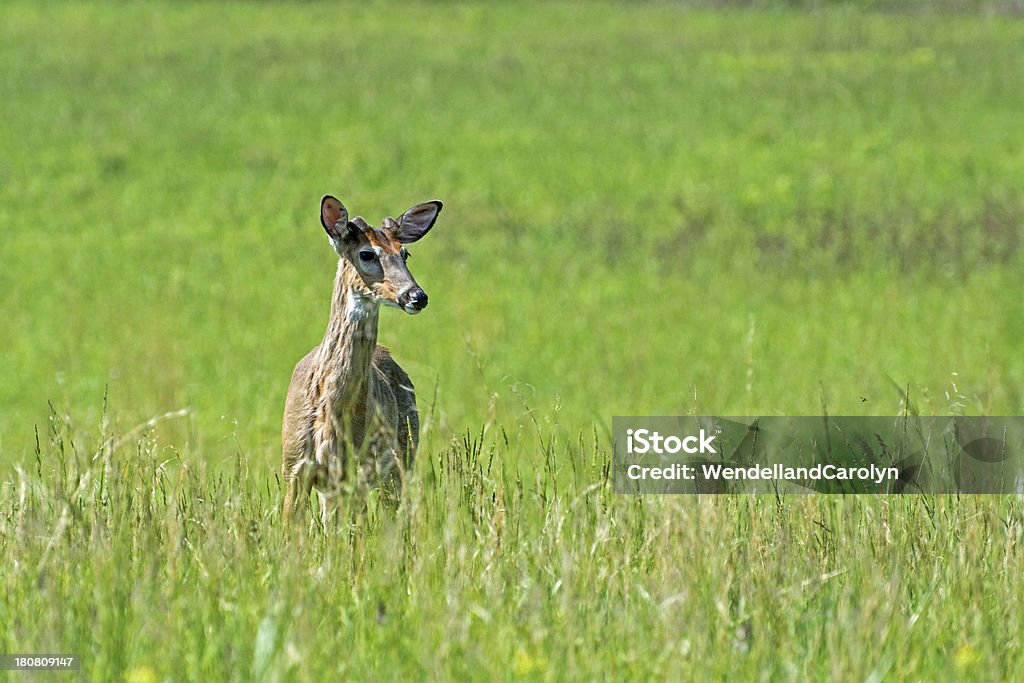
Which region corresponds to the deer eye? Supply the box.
[358,250,377,262]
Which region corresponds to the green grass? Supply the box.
[1,1,1023,680]
[5,412,1024,680]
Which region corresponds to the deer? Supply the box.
[282,195,442,527]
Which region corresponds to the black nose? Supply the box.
[403,288,428,310]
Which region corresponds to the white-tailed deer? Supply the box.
[282,195,442,526]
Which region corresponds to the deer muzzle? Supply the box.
[399,287,428,314]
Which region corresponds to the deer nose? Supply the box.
[400,288,428,312]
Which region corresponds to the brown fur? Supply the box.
[282,198,439,528]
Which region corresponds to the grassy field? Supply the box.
[1,1,1023,680]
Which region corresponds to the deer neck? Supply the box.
[314,260,379,412]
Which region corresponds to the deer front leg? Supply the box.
[312,438,354,531]
[285,459,321,527]
[356,424,403,505]
[283,473,298,527]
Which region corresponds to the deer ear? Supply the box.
[320,195,349,242]
[395,201,442,244]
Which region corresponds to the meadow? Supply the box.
[1,1,1023,680]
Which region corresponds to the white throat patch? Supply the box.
[346,290,377,321]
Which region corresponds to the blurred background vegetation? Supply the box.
[1,1,1022,466]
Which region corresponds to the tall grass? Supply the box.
[2,407,1022,680]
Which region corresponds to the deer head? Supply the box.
[320,195,442,315]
